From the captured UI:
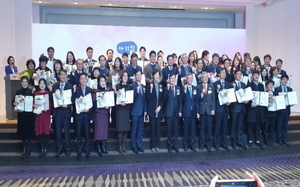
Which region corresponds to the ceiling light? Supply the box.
[174,6,177,8]
[108,4,112,6]
[205,7,208,9]
[74,2,78,5]
[141,5,145,7]
[38,1,42,3]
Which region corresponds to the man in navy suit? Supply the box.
[181,73,199,152]
[69,59,85,87]
[198,72,215,152]
[72,73,93,159]
[51,69,73,157]
[127,53,143,83]
[206,53,222,84]
[275,59,287,76]
[246,71,266,149]
[131,70,147,153]
[164,73,182,153]
[213,68,232,151]
[274,74,293,147]
[162,55,178,87]
[230,70,248,150]
[178,53,192,87]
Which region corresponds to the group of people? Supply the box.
[8,45,293,159]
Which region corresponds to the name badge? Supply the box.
[159,88,163,92]
[193,90,197,95]
[208,90,212,94]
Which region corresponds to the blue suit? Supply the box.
[127,65,143,84]
[161,66,178,87]
[206,64,221,74]
[181,85,199,149]
[131,82,147,150]
[5,65,18,75]
[69,70,83,86]
[274,85,292,143]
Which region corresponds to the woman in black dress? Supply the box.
[12,76,35,158]
[115,70,132,154]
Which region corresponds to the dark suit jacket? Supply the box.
[163,85,182,117]
[127,65,143,77]
[99,67,110,78]
[161,66,178,87]
[246,81,266,123]
[206,64,221,74]
[279,69,287,76]
[51,82,73,118]
[146,82,165,118]
[178,65,193,87]
[213,80,232,113]
[69,70,83,86]
[144,63,161,84]
[230,81,247,113]
[274,85,293,115]
[197,83,216,115]
[181,85,199,117]
[131,82,147,116]
[71,85,93,120]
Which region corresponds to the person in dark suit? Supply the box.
[144,50,161,84]
[69,59,85,87]
[5,56,18,75]
[72,73,93,159]
[106,49,114,69]
[131,70,147,153]
[275,59,287,76]
[162,55,178,87]
[274,74,293,147]
[181,73,199,152]
[246,71,266,149]
[230,70,248,150]
[83,47,97,75]
[206,53,222,84]
[177,53,193,87]
[164,73,182,153]
[98,55,110,78]
[127,53,143,84]
[264,79,277,147]
[51,69,73,157]
[213,68,232,151]
[198,72,215,152]
[146,69,165,152]
[223,59,234,83]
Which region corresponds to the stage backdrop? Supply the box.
[32,23,246,63]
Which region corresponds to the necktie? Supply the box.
[204,84,207,94]
[189,86,192,98]
[60,84,64,91]
[140,85,143,96]
[221,81,225,89]
[255,83,258,91]
[237,82,241,89]
[82,86,85,96]
[184,66,188,75]
[170,66,173,71]
[172,86,175,98]
[213,66,216,73]
[284,86,287,92]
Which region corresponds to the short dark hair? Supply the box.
[139,46,146,52]
[26,59,36,69]
[266,79,274,87]
[212,53,219,59]
[106,49,114,54]
[21,75,29,82]
[158,50,164,55]
[86,46,93,52]
[270,67,279,78]
[169,73,176,78]
[201,50,209,59]
[252,70,260,76]
[59,69,67,75]
[167,55,173,62]
[79,72,88,79]
[91,67,100,79]
[149,50,156,57]
[264,54,272,60]
[234,69,242,75]
[47,47,54,52]
[39,55,48,63]
[253,56,262,66]
[219,68,226,74]
[7,56,14,64]
[122,53,128,58]
[276,59,283,64]
[66,51,76,64]
[131,53,138,59]
[172,53,177,59]
[152,69,161,77]
[119,70,129,83]
[98,55,106,61]
[135,70,142,75]
[281,74,289,80]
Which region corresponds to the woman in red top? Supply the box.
[33,78,52,157]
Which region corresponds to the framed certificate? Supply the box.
[259,92,269,107]
[275,95,286,110]
[116,89,134,105]
[235,87,254,103]
[96,91,115,108]
[218,88,236,105]
[287,91,298,105]
[87,79,98,89]
[53,89,72,108]
[75,93,93,114]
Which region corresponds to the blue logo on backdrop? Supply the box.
[117,41,137,55]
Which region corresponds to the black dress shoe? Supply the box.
[207,147,211,152]
[248,143,253,148]
[133,149,139,154]
[215,146,219,151]
[56,150,63,157]
[283,142,289,147]
[184,147,188,151]
[269,141,273,147]
[65,151,71,156]
[199,146,204,150]
[77,152,81,159]
[138,148,144,152]
[256,143,264,149]
[232,144,236,150]
[278,142,283,146]
[168,149,172,153]
[221,145,229,151]
[174,148,179,153]
[237,143,247,150]
[190,147,196,152]
[86,152,90,158]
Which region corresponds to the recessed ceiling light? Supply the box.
[108,4,112,6]
[205,7,208,9]
[74,2,78,5]
[141,5,145,7]
[38,1,42,3]
[174,6,177,8]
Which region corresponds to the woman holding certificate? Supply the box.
[115,70,132,154]
[33,78,52,157]
[13,76,35,158]
[92,75,110,156]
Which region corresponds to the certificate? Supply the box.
[53,89,72,108]
[75,93,93,114]
[87,79,98,89]
[116,89,134,105]
[275,95,286,110]
[251,91,260,105]
[241,76,249,85]
[24,96,33,112]
[235,87,254,103]
[278,92,289,106]
[287,75,292,87]
[96,91,115,108]
[259,92,269,107]
[141,74,146,86]
[268,97,277,112]
[112,74,120,87]
[287,91,298,105]
[15,95,25,111]
[218,88,236,105]
[137,60,149,72]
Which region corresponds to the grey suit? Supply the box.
[197,83,216,148]
[144,63,161,84]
